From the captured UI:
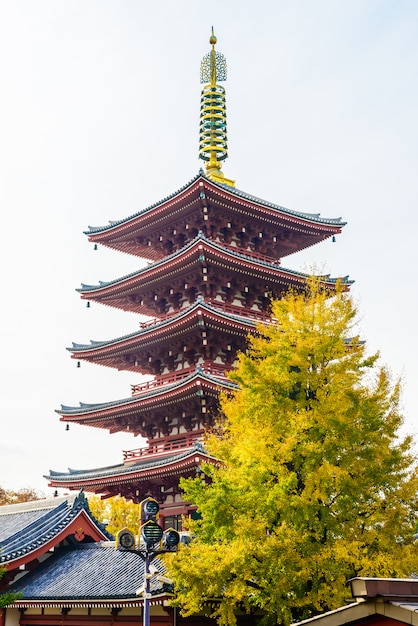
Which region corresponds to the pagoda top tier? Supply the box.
[86,173,345,261]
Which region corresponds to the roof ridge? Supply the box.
[85,173,202,233]
[78,232,352,296]
[47,443,215,482]
[0,494,76,516]
[69,297,259,352]
[58,366,236,415]
[0,500,72,560]
[85,171,346,236]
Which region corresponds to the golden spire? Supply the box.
[199,28,235,186]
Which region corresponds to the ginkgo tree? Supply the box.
[88,495,141,537]
[166,279,418,626]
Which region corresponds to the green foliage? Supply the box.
[88,495,141,536]
[166,280,418,626]
[0,565,21,608]
[0,591,21,608]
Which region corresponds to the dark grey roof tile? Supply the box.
[11,543,166,600]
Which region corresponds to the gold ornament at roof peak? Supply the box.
[209,27,217,46]
[198,29,235,187]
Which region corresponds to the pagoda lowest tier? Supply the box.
[47,443,221,511]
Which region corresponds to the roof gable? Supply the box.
[0,491,112,570]
[10,543,164,600]
[293,578,418,626]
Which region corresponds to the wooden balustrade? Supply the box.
[137,301,269,333]
[219,240,280,266]
[123,433,202,463]
[130,362,228,396]
[131,367,196,395]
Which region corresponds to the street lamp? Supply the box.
[116,497,180,626]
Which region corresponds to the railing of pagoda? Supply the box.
[219,240,281,266]
[139,313,175,329]
[130,362,228,396]
[217,301,271,323]
[201,360,229,376]
[123,433,202,463]
[136,301,270,335]
[131,367,197,395]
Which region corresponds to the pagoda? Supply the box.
[47,31,349,529]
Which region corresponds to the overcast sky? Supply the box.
[1,0,417,494]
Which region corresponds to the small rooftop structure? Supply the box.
[293,577,418,626]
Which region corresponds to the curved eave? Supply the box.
[12,596,169,609]
[69,300,260,369]
[86,173,345,261]
[46,448,217,491]
[0,509,109,571]
[57,370,236,423]
[78,234,352,313]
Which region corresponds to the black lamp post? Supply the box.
[116,497,179,626]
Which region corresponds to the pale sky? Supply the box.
[1,0,417,494]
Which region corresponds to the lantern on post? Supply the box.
[162,528,180,551]
[116,497,181,626]
[140,497,164,548]
[115,528,135,550]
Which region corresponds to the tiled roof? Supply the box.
[69,297,258,352]
[0,506,57,543]
[58,366,236,415]
[86,172,345,235]
[10,542,167,601]
[0,492,112,564]
[46,442,212,483]
[78,232,352,294]
[86,173,202,233]
[216,178,345,225]
[293,578,418,626]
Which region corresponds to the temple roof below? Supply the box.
[10,542,166,603]
[0,492,112,569]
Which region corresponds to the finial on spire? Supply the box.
[209,26,216,45]
[199,29,235,187]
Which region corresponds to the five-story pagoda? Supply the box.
[47,32,349,529]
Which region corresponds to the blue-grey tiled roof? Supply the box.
[0,508,53,543]
[0,492,112,564]
[58,366,236,415]
[70,298,258,351]
[78,231,352,294]
[85,172,345,235]
[10,542,167,600]
[46,442,211,483]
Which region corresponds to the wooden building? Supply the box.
[0,493,239,626]
[2,497,417,626]
[45,32,349,525]
[291,578,418,626]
